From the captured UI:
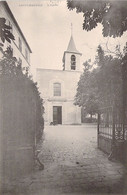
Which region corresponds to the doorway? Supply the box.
[53,106,62,124]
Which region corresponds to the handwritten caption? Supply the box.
[19,0,62,7]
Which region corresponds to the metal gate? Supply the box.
[97,106,127,162]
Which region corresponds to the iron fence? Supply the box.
[98,106,127,162]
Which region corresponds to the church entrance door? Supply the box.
[53,106,62,125]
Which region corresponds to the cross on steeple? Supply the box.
[62,24,82,71]
[71,23,73,36]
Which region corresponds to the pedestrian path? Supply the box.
[6,124,127,194]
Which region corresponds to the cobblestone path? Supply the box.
[8,124,127,194]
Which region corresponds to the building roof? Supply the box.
[67,35,80,54]
[3,2,32,53]
[63,34,82,63]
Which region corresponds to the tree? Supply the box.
[67,1,127,37]
[0,17,14,43]
[75,62,99,120]
[0,18,45,184]
[0,17,44,142]
[74,45,123,118]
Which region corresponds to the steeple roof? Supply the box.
[67,35,80,53]
[62,33,82,65]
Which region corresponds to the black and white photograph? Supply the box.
[0,0,127,194]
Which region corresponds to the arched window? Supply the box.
[54,83,61,96]
[71,55,76,70]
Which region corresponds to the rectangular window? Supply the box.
[19,58,22,67]
[19,37,22,52]
[9,21,13,33]
[25,48,28,61]
[54,83,61,96]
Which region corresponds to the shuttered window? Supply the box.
[54,83,61,96]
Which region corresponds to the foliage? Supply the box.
[0,17,15,43]
[0,46,44,143]
[121,43,127,117]
[75,45,123,115]
[67,1,127,37]
[0,17,44,143]
[75,64,99,118]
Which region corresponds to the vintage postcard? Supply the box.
[0,0,127,194]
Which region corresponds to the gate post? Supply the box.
[108,106,116,160]
[119,61,126,162]
[97,113,100,148]
[109,106,125,162]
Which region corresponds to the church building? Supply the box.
[36,33,82,125]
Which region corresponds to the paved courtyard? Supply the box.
[5,124,127,194]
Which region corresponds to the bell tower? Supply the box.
[62,24,82,71]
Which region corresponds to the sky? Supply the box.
[8,0,127,79]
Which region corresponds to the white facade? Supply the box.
[37,34,82,125]
[0,2,32,68]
